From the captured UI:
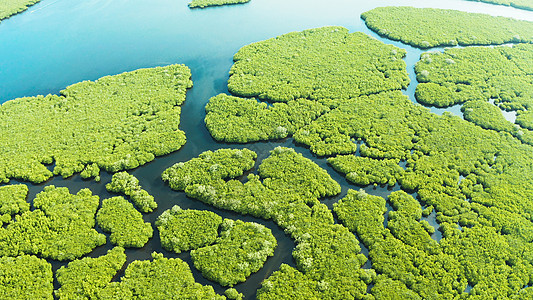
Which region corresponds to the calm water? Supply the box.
[2,0,533,298]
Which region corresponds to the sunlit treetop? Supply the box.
[0,64,192,184]
[228,26,409,102]
[362,6,533,48]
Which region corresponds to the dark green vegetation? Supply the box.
[55,247,126,300]
[466,0,533,11]
[191,219,277,287]
[156,205,223,253]
[227,26,408,102]
[98,252,224,299]
[0,0,41,22]
[0,255,53,299]
[362,6,533,48]
[164,147,372,298]
[106,171,157,213]
[205,26,408,144]
[0,64,192,184]
[0,186,105,261]
[188,0,250,9]
[96,196,153,248]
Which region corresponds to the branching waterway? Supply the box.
[2,0,533,298]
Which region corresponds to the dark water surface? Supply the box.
[2,0,533,298]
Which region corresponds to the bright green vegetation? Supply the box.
[98,252,224,299]
[199,79,533,296]
[415,44,533,143]
[205,27,409,144]
[461,100,516,132]
[106,171,157,213]
[188,0,249,9]
[0,64,192,184]
[0,0,41,22]
[362,6,533,48]
[294,91,416,157]
[205,94,330,143]
[516,110,533,129]
[164,147,371,298]
[227,26,408,102]
[96,196,153,248]
[155,205,222,253]
[302,87,533,297]
[55,247,126,300]
[0,184,29,225]
[191,219,277,287]
[225,288,244,300]
[415,45,533,110]
[466,0,533,11]
[162,148,257,192]
[0,186,105,261]
[328,155,405,186]
[0,255,53,299]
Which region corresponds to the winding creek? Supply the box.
[2,0,533,298]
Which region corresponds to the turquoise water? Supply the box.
[2,0,533,298]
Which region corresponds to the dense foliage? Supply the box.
[466,0,533,11]
[96,196,153,248]
[461,100,516,133]
[106,171,157,213]
[225,288,244,300]
[191,219,277,287]
[0,186,105,260]
[227,26,408,102]
[55,247,127,300]
[0,64,192,183]
[0,184,29,224]
[415,44,533,143]
[162,148,257,191]
[294,91,416,157]
[362,6,533,48]
[0,0,41,22]
[328,155,405,187]
[164,147,370,298]
[415,45,533,110]
[0,255,53,299]
[205,94,330,143]
[310,86,533,297]
[188,0,250,9]
[156,205,222,253]
[97,252,225,299]
[205,27,409,144]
